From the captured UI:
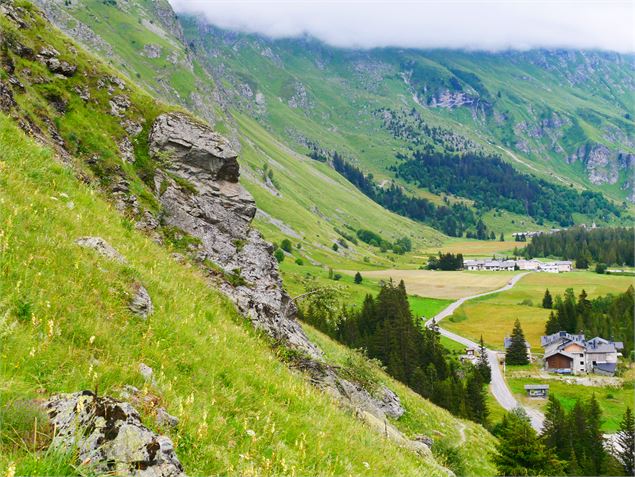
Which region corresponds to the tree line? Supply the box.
[523,227,634,267]
[395,150,622,227]
[543,286,634,358]
[299,280,490,426]
[329,153,494,238]
[426,252,464,270]
[494,398,634,476]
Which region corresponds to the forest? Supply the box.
[327,153,492,237]
[299,281,491,426]
[544,286,634,357]
[523,227,634,267]
[395,150,622,226]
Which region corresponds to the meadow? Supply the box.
[0,114,493,475]
[346,269,517,299]
[442,271,634,350]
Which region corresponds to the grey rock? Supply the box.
[156,407,179,429]
[149,112,321,359]
[0,80,16,112]
[142,44,162,59]
[139,363,154,383]
[43,57,77,76]
[75,236,127,264]
[414,434,434,448]
[130,283,154,318]
[110,94,131,117]
[45,391,185,477]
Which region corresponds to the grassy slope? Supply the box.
[0,113,486,475]
[0,4,498,474]
[181,21,635,210]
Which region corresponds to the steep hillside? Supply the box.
[181,22,634,209]
[0,2,497,475]
[33,0,446,272]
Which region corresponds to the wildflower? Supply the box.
[6,462,16,477]
[246,429,256,438]
[363,461,370,470]
[89,335,95,344]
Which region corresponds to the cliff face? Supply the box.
[148,112,322,358]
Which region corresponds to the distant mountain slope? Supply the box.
[33,0,634,244]
[181,21,634,206]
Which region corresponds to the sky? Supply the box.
[168,0,635,53]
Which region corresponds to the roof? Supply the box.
[524,384,549,390]
[544,350,575,361]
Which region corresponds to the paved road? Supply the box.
[425,272,545,432]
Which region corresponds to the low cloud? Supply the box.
[169,0,634,53]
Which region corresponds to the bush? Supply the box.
[281,239,293,253]
[295,258,304,266]
[274,249,285,263]
[333,273,342,281]
[332,243,339,252]
[595,263,607,274]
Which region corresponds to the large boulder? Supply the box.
[45,391,185,477]
[148,112,321,359]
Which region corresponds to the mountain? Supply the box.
[32,0,634,263]
[0,1,497,475]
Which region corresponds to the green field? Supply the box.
[508,376,634,432]
[443,271,634,350]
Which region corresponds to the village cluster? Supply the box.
[464,258,573,272]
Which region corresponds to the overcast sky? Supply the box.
[168,0,634,53]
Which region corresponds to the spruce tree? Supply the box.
[542,289,553,309]
[476,335,491,383]
[493,410,564,476]
[615,407,635,476]
[541,395,569,461]
[545,311,560,335]
[465,371,489,426]
[354,271,363,284]
[505,319,529,365]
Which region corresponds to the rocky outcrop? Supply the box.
[567,143,623,185]
[130,283,154,319]
[75,236,127,264]
[45,391,185,477]
[149,112,321,359]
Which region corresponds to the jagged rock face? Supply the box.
[568,143,627,186]
[149,112,321,358]
[45,391,186,477]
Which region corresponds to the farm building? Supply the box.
[541,332,623,375]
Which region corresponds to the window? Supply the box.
[580,361,584,365]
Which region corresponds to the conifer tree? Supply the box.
[505,319,529,365]
[542,288,553,309]
[615,407,635,476]
[493,410,564,476]
[465,371,489,426]
[354,271,363,284]
[476,335,491,383]
[541,395,569,461]
[545,311,560,335]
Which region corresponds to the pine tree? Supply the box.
[493,410,564,476]
[505,319,529,365]
[541,395,569,461]
[354,271,363,284]
[615,407,635,476]
[476,335,491,383]
[542,289,553,309]
[545,311,560,335]
[465,371,489,426]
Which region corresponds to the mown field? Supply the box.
[345,269,517,299]
[442,271,634,350]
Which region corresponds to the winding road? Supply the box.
[424,272,545,432]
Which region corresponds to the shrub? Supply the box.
[281,239,293,253]
[295,258,304,266]
[274,249,285,263]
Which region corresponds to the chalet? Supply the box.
[515,259,541,271]
[541,332,623,375]
[503,336,532,361]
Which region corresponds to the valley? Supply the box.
[1,1,633,476]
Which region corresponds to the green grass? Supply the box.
[443,271,634,351]
[409,295,453,320]
[507,376,634,432]
[0,114,471,475]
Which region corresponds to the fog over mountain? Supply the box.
[169,0,634,53]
